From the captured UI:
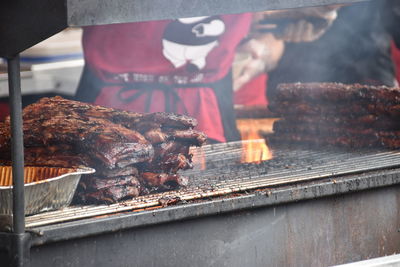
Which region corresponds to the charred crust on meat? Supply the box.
[268,82,400,149]
[1,97,206,204]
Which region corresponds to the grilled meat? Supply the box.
[162,128,207,146]
[96,166,139,178]
[4,115,153,169]
[276,115,400,130]
[78,184,141,204]
[20,96,197,130]
[139,112,197,129]
[270,101,400,118]
[42,118,152,169]
[0,123,10,152]
[142,153,193,173]
[24,151,91,168]
[79,175,140,191]
[274,82,400,104]
[269,101,370,116]
[0,145,92,167]
[144,128,169,144]
[140,172,188,188]
[153,141,191,159]
[1,96,206,204]
[268,83,400,149]
[379,137,400,149]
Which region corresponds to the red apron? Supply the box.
[0,102,9,122]
[391,41,400,84]
[234,74,268,107]
[81,14,252,142]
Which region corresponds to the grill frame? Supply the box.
[19,146,400,230]
[27,167,400,250]
[14,147,400,228]
[27,180,400,266]
[22,142,400,245]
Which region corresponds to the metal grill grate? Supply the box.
[25,141,400,228]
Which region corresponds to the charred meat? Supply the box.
[267,82,400,149]
[0,97,207,204]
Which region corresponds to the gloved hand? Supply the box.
[233,33,284,91]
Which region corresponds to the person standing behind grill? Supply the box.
[266,0,400,102]
[232,7,340,107]
[75,15,252,144]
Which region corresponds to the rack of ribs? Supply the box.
[266,82,400,149]
[0,96,207,204]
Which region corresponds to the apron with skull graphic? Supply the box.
[76,14,252,143]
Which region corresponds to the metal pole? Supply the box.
[7,54,26,266]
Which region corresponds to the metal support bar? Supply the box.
[7,55,27,266]
[0,232,31,267]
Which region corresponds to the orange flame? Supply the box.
[237,119,276,163]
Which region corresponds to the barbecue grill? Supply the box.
[2,0,400,266]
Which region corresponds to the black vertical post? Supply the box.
[7,54,26,266]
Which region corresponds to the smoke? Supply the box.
[267,0,398,103]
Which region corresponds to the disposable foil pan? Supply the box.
[0,166,95,230]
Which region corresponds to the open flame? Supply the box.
[237,119,276,163]
[189,118,277,169]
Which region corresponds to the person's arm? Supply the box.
[382,0,400,48]
[255,6,340,43]
[232,6,340,91]
[233,32,284,91]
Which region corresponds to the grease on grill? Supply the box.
[158,196,182,207]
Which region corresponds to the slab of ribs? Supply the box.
[0,96,206,204]
[267,82,400,149]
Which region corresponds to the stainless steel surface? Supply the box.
[24,143,400,229]
[332,254,400,267]
[0,0,371,57]
[67,0,368,26]
[28,180,400,267]
[0,167,94,230]
[0,59,84,98]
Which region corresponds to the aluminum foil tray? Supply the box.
[0,166,95,216]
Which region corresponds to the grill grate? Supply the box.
[25,141,400,228]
